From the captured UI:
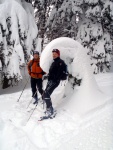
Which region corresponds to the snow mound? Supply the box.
[40,37,109,114]
[0,73,113,150]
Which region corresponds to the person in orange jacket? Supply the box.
[27,51,45,104]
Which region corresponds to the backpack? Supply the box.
[60,62,68,80]
[29,59,39,70]
[28,59,45,75]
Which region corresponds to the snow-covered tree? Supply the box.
[34,0,113,74]
[32,0,52,48]
[77,0,113,73]
[46,0,82,41]
[0,0,38,88]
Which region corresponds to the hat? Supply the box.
[33,51,39,55]
[52,49,60,56]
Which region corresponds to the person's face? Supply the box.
[33,54,39,59]
[52,52,59,59]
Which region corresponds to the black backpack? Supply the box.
[60,62,68,80]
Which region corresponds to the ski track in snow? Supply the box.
[0,73,113,150]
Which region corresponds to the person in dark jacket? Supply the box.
[27,51,45,104]
[43,49,66,117]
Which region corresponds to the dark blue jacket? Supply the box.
[48,57,65,82]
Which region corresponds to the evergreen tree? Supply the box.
[33,0,52,48]
[22,0,113,73]
[77,0,113,73]
[46,0,82,41]
[0,0,38,88]
[38,0,113,74]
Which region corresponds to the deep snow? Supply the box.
[0,37,113,150]
[0,72,113,150]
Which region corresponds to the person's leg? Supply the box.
[31,77,37,100]
[43,80,60,109]
[36,78,43,96]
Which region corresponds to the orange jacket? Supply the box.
[27,58,44,79]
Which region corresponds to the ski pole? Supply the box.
[17,77,30,102]
[26,89,38,109]
[42,99,45,109]
[41,91,45,110]
[26,103,38,124]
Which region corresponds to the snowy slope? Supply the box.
[0,72,113,150]
[0,37,113,150]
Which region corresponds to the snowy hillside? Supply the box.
[0,72,113,150]
[0,37,113,150]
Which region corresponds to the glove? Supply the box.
[43,75,48,80]
[42,71,46,75]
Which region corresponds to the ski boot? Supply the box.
[33,97,38,105]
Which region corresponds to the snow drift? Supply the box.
[40,37,109,114]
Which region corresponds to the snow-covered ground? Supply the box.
[0,72,113,150]
[0,37,113,150]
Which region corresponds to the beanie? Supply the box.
[33,51,39,55]
[52,49,60,56]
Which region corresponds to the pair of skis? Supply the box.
[27,98,57,122]
[38,110,57,121]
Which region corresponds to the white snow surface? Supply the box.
[0,37,113,150]
[0,71,113,150]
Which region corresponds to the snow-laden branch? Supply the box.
[0,0,38,88]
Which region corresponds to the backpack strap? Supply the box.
[28,59,34,70]
[28,59,34,75]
